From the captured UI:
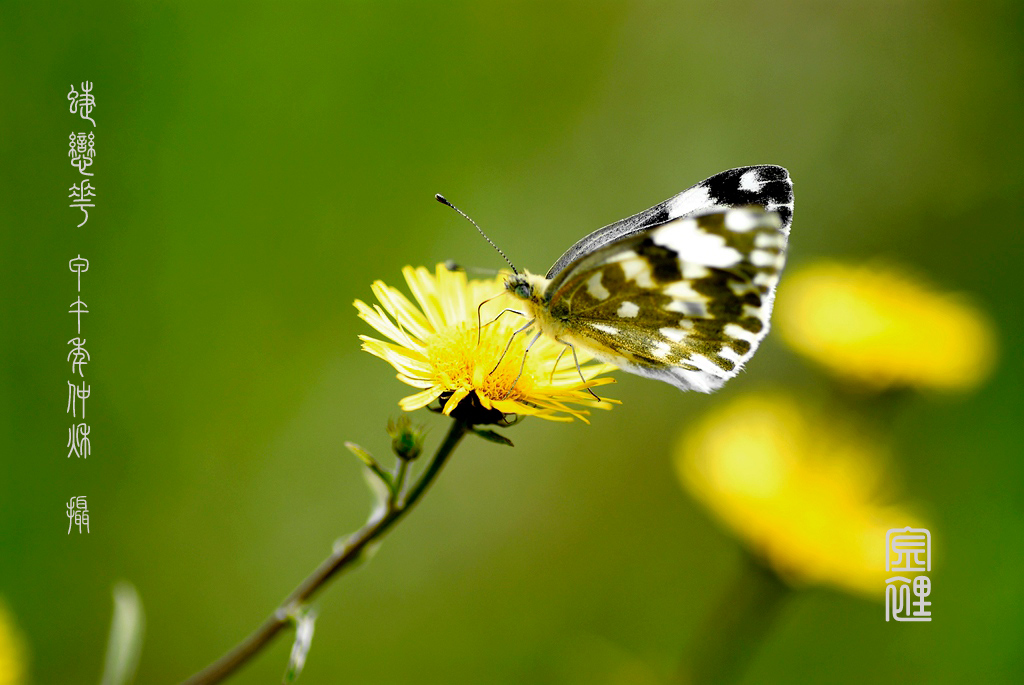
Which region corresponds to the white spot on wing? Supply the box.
[592,323,618,335]
[725,209,759,232]
[587,272,610,300]
[653,218,742,267]
[751,249,782,268]
[724,323,758,343]
[755,232,785,248]
[739,169,765,192]
[760,209,787,234]
[681,262,710,280]
[729,281,757,296]
[686,353,726,375]
[666,300,708,317]
[660,327,688,342]
[719,347,742,363]
[743,304,768,321]
[666,185,713,218]
[621,259,655,287]
[617,301,640,318]
[652,341,671,358]
[663,281,702,300]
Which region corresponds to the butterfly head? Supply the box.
[504,272,545,304]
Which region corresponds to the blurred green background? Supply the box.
[2,2,1022,683]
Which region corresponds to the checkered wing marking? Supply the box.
[545,165,793,278]
[544,207,788,393]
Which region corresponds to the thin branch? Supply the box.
[180,419,470,685]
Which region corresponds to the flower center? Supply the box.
[425,323,538,402]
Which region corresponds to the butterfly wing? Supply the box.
[545,165,793,279]
[543,207,788,393]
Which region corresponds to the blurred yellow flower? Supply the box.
[356,264,617,423]
[776,261,996,391]
[0,600,26,685]
[676,392,926,597]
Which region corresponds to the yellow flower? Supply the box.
[676,392,926,597]
[0,600,26,685]
[776,261,996,391]
[356,264,617,423]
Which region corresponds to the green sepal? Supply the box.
[471,428,514,447]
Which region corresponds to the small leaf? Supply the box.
[472,428,514,447]
[283,607,318,683]
[348,440,385,473]
[345,442,392,489]
[99,582,145,685]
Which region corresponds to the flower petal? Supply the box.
[396,373,437,389]
[354,299,423,351]
[398,385,445,411]
[436,263,469,326]
[371,281,433,340]
[441,388,470,415]
[403,266,445,331]
[359,337,431,374]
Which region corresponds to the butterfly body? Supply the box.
[481,165,793,394]
[502,270,570,339]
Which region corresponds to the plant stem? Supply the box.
[180,419,470,685]
[677,551,791,685]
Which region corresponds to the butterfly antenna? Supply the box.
[435,194,518,275]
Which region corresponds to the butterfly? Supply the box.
[442,165,793,394]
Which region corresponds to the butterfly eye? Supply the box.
[515,283,532,299]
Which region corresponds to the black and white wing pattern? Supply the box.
[545,165,793,279]
[543,207,788,393]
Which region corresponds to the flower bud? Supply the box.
[386,416,425,461]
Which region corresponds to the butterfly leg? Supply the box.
[476,293,519,344]
[501,330,543,400]
[548,345,569,384]
[478,303,527,345]
[490,319,536,374]
[557,338,602,402]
